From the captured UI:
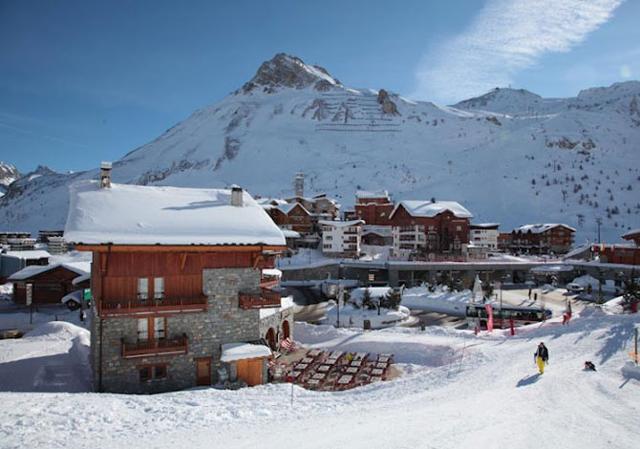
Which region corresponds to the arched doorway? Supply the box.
[265,327,276,350]
[282,320,290,340]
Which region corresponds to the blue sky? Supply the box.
[1,0,638,173]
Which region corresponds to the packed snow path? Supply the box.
[1,312,639,449]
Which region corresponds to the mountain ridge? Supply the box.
[1,53,639,244]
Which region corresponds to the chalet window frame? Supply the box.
[137,316,168,342]
[137,278,149,301]
[153,277,165,300]
[138,363,168,383]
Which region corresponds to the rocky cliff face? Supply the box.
[1,54,639,243]
[240,53,341,94]
[0,162,20,197]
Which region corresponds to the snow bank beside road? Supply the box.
[0,321,91,393]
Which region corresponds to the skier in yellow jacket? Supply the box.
[534,342,549,374]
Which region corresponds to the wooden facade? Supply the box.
[622,230,640,246]
[354,194,394,226]
[266,204,313,234]
[82,245,280,317]
[592,244,640,266]
[389,205,470,254]
[510,225,575,254]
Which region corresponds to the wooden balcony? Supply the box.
[122,334,188,359]
[98,296,208,317]
[238,288,281,310]
[260,277,279,290]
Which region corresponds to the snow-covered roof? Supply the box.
[220,343,271,362]
[280,228,301,238]
[259,295,294,319]
[318,219,364,228]
[514,223,576,234]
[255,197,288,206]
[276,203,310,216]
[61,290,83,304]
[64,181,286,246]
[8,262,90,281]
[390,200,473,219]
[356,190,389,199]
[72,273,91,286]
[262,268,282,278]
[470,223,500,229]
[622,229,640,239]
[350,286,393,299]
[1,250,51,260]
[362,225,393,237]
[530,264,575,273]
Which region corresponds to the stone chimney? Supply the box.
[100,162,112,189]
[230,185,243,207]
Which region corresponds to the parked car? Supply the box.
[60,290,84,311]
[566,282,585,293]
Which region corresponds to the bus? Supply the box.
[466,304,552,330]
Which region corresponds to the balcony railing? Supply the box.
[238,288,281,310]
[122,334,188,358]
[98,296,208,317]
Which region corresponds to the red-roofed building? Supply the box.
[354,190,394,226]
[388,200,473,257]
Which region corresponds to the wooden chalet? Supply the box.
[510,224,575,255]
[9,263,89,305]
[354,190,394,226]
[64,174,290,394]
[388,200,472,257]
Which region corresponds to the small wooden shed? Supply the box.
[9,263,90,305]
[220,342,272,386]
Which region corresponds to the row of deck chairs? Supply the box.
[291,350,394,391]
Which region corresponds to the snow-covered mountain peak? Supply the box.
[0,162,19,188]
[240,53,342,94]
[0,57,638,243]
[452,87,545,115]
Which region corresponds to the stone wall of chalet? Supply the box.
[92,267,264,394]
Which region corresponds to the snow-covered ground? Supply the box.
[323,302,414,329]
[401,286,473,316]
[1,309,639,449]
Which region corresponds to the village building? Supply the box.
[319,219,364,258]
[622,229,640,246]
[354,190,394,226]
[0,249,50,283]
[388,200,473,259]
[283,193,340,222]
[361,225,393,246]
[497,232,512,252]
[8,262,89,306]
[0,231,31,245]
[64,175,292,394]
[264,202,318,248]
[469,223,500,251]
[510,224,575,255]
[591,229,640,266]
[37,229,64,243]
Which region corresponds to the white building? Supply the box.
[469,223,500,250]
[319,219,364,257]
[391,225,426,259]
